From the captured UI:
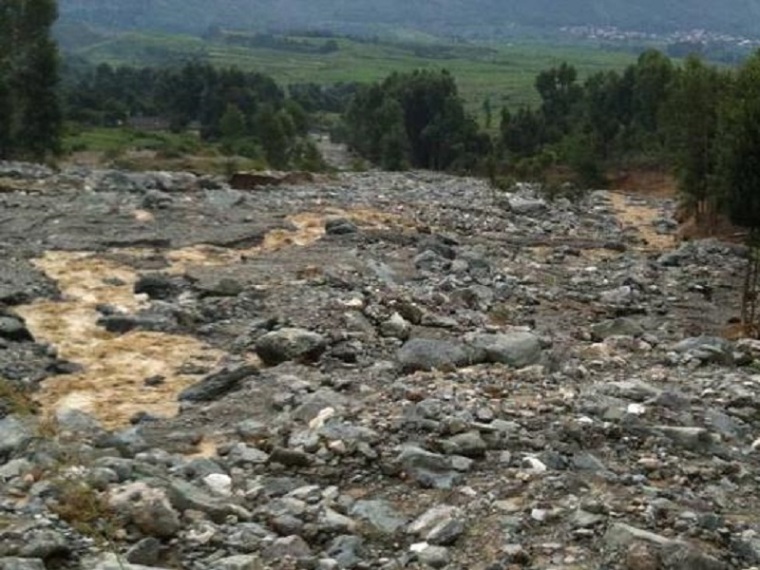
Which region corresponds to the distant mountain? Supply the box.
[56,0,760,38]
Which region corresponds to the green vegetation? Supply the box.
[63,31,636,113]
[62,61,326,170]
[0,0,62,160]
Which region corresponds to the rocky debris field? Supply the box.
[0,160,759,570]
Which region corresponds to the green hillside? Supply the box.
[64,31,637,111]
[58,0,760,37]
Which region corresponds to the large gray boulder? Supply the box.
[397,338,476,373]
[255,328,327,365]
[469,332,542,368]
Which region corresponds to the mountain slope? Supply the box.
[57,0,760,37]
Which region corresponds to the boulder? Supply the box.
[255,328,327,365]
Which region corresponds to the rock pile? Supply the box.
[0,162,757,569]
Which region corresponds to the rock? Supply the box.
[165,479,241,523]
[54,408,105,439]
[0,416,32,460]
[506,195,548,216]
[656,426,717,452]
[441,431,487,458]
[0,560,46,570]
[133,273,177,300]
[197,277,245,297]
[125,538,162,566]
[410,543,450,568]
[350,499,408,534]
[86,553,169,569]
[262,535,312,561]
[672,336,734,365]
[203,473,233,496]
[326,535,364,569]
[590,318,644,341]
[319,508,358,534]
[468,331,542,368]
[604,523,677,549]
[255,328,327,365]
[214,555,265,570]
[396,445,466,489]
[659,544,729,570]
[178,364,258,402]
[141,189,173,210]
[325,218,358,235]
[397,338,476,373]
[0,316,33,342]
[408,505,464,546]
[16,530,69,560]
[380,313,412,340]
[108,482,181,538]
[268,447,313,467]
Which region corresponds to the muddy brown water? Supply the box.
[15,208,409,429]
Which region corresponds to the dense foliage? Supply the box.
[343,70,489,171]
[0,0,62,160]
[62,61,332,169]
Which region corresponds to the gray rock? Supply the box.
[261,535,312,561]
[109,482,181,538]
[326,535,364,569]
[397,338,476,373]
[325,218,358,235]
[141,190,173,210]
[0,316,33,342]
[604,523,677,549]
[672,336,734,365]
[506,195,548,216]
[599,285,635,305]
[396,445,465,489]
[319,508,358,534]
[54,408,105,439]
[85,553,169,570]
[441,431,487,458]
[408,505,465,546]
[178,364,258,402]
[17,530,70,560]
[350,500,408,534]
[380,313,412,340]
[133,273,177,300]
[255,328,327,365]
[165,479,241,523]
[0,560,46,570]
[590,317,644,341]
[469,332,542,368]
[125,538,162,566]
[413,544,451,568]
[660,543,729,570]
[656,426,717,452]
[0,416,32,461]
[214,555,265,570]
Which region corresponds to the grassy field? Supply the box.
[71,31,638,113]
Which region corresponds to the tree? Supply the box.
[535,62,583,141]
[343,69,482,171]
[662,55,724,224]
[0,0,62,160]
[715,52,760,328]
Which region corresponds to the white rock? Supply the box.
[203,473,233,496]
